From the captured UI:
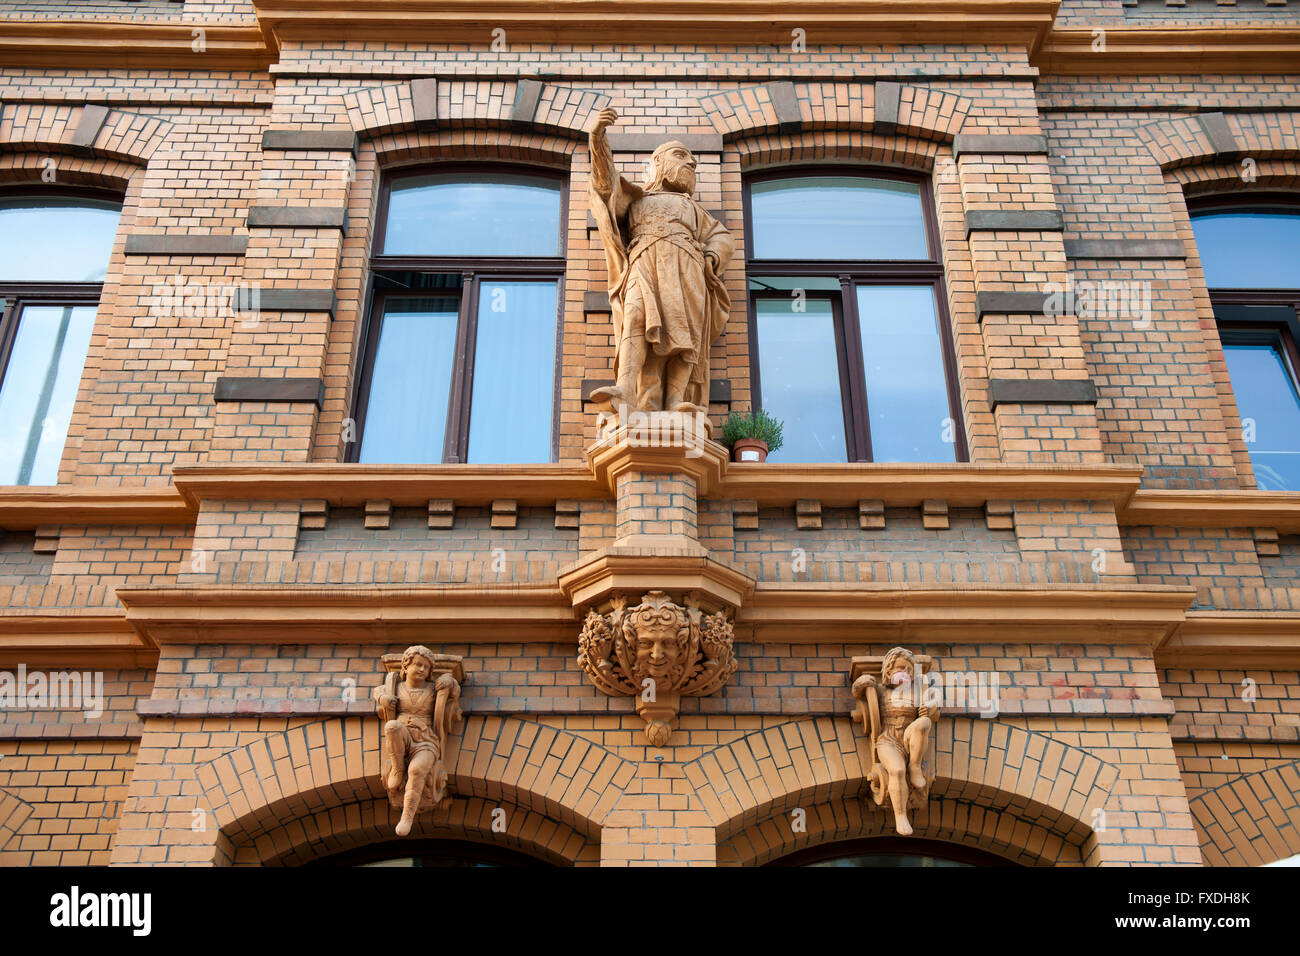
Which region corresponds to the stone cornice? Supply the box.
[717,462,1144,507]
[1120,489,1300,534]
[7,473,1300,534]
[1,10,1296,79]
[0,486,193,530]
[739,583,1195,644]
[169,463,605,508]
[251,0,1060,51]
[0,19,273,70]
[1034,25,1300,76]
[1156,611,1300,668]
[116,584,576,644]
[0,610,157,669]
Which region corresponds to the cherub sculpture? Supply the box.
[851,647,938,836]
[373,645,462,836]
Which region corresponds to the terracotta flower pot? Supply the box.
[731,438,769,463]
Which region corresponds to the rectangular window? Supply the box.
[355,278,560,464]
[745,171,964,464]
[856,286,956,463]
[356,296,460,465]
[466,280,558,465]
[353,167,566,464]
[0,193,120,486]
[754,297,848,462]
[1214,304,1300,491]
[0,302,97,484]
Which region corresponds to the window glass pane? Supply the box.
[755,297,847,462]
[750,177,928,260]
[357,297,459,463]
[0,197,120,282]
[1191,211,1300,288]
[0,304,96,484]
[857,286,957,463]
[382,173,562,257]
[467,280,558,464]
[1222,342,1300,491]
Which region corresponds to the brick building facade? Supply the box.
[0,0,1298,867]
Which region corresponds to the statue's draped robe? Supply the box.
[590,177,732,408]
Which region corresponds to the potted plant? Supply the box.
[721,408,784,463]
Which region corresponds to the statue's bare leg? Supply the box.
[878,742,913,835]
[904,716,932,790]
[383,720,408,792]
[396,748,436,836]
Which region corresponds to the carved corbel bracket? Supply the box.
[849,648,939,837]
[373,647,465,836]
[578,589,737,746]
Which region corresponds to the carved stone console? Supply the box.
[850,649,939,836]
[577,590,736,745]
[372,648,464,836]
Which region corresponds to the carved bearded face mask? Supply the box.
[645,141,698,195]
[627,599,689,685]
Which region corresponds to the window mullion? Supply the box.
[444,271,477,464]
[838,275,872,462]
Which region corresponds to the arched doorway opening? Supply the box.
[766,837,1017,867]
[308,838,556,867]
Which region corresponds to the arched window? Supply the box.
[1191,198,1300,490]
[743,170,964,463]
[0,192,121,485]
[352,166,566,465]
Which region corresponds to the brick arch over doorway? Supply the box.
[685,718,1124,866]
[1189,758,1300,867]
[111,716,634,866]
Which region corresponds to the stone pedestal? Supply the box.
[559,414,754,744]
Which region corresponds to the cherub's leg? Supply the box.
[877,741,912,836]
[903,715,933,791]
[383,719,409,792]
[395,748,437,837]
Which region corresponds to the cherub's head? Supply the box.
[881,647,918,688]
[643,141,698,195]
[401,645,436,686]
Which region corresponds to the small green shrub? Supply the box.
[720,408,784,453]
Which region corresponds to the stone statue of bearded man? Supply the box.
[587,107,734,415]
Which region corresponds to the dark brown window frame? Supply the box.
[0,187,121,484]
[742,167,968,463]
[1190,195,1300,489]
[350,163,568,464]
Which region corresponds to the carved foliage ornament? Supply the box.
[373,646,463,837]
[578,590,736,745]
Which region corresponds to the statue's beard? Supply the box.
[655,164,695,194]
